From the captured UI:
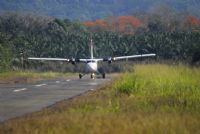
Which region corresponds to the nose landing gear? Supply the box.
[91,73,95,79]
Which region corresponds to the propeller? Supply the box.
[69,57,80,65]
[103,57,115,64]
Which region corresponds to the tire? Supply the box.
[102,73,106,79]
[79,74,82,79]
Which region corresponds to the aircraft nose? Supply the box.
[87,63,97,72]
[89,65,96,71]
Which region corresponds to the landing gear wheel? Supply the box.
[102,73,106,79]
[79,74,83,79]
[91,73,95,79]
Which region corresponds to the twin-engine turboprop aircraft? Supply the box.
[28,39,156,79]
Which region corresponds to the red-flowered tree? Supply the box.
[83,16,143,34]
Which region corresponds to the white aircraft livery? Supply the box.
[28,39,156,79]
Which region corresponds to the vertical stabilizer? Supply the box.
[90,39,94,59]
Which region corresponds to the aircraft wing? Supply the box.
[28,57,70,62]
[78,59,88,62]
[28,57,88,63]
[101,53,156,63]
[112,53,156,61]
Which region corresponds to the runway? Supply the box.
[0,75,112,122]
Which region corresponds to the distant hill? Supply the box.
[0,0,200,20]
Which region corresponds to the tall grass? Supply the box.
[0,64,200,134]
[114,64,200,112]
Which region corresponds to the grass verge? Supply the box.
[0,64,200,134]
[0,71,72,84]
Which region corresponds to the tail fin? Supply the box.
[90,39,94,59]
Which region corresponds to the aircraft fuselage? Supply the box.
[86,60,98,73]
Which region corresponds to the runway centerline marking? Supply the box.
[89,83,98,86]
[66,79,71,82]
[14,88,27,92]
[35,84,47,87]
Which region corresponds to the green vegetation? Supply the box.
[0,64,199,134]
[115,64,200,112]
[0,71,72,83]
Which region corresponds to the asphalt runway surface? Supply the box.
[0,75,112,122]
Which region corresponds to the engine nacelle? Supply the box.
[108,57,112,64]
[70,58,79,65]
[103,57,114,64]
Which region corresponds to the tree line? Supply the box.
[0,13,200,72]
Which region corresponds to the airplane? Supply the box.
[28,39,156,79]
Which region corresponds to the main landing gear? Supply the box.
[79,73,83,79]
[102,73,106,79]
